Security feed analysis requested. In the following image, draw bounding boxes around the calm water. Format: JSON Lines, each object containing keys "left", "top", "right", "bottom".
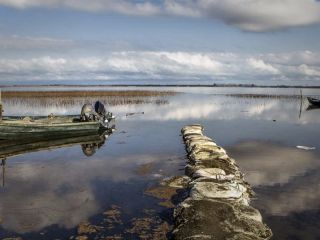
{"left": 1, "top": 87, "right": 320, "bottom": 240}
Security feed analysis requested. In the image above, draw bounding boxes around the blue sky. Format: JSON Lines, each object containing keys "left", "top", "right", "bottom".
{"left": 0, "top": 0, "right": 320, "bottom": 85}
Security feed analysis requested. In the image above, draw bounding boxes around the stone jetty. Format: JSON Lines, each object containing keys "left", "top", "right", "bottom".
{"left": 172, "top": 124, "right": 272, "bottom": 240}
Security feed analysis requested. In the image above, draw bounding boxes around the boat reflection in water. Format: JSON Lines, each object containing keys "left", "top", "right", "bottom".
{"left": 0, "top": 127, "right": 114, "bottom": 160}
{"left": 81, "top": 131, "right": 111, "bottom": 157}
{"left": 0, "top": 126, "right": 115, "bottom": 187}
{"left": 0, "top": 125, "right": 115, "bottom": 159}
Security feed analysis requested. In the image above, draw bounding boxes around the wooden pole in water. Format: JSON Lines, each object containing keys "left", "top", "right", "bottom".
{"left": 299, "top": 89, "right": 303, "bottom": 119}
{"left": 1, "top": 159, "right": 5, "bottom": 187}
{"left": 0, "top": 89, "right": 2, "bottom": 121}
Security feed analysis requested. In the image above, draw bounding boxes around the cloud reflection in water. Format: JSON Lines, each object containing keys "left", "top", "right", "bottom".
{"left": 3, "top": 92, "right": 319, "bottom": 124}
{"left": 0, "top": 87, "right": 320, "bottom": 238}
{"left": 0, "top": 145, "right": 177, "bottom": 234}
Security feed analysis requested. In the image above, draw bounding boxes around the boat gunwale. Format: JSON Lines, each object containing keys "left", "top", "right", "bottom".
{"left": 307, "top": 97, "right": 320, "bottom": 106}
{"left": 0, "top": 120, "right": 101, "bottom": 127}
{"left": 0, "top": 114, "right": 104, "bottom": 128}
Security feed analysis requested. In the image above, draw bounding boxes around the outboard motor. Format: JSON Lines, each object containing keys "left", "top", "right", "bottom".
{"left": 80, "top": 101, "right": 113, "bottom": 128}
{"left": 94, "top": 101, "right": 114, "bottom": 127}
{"left": 94, "top": 101, "right": 106, "bottom": 118}
{"left": 80, "top": 104, "right": 97, "bottom": 121}
{"left": 81, "top": 143, "right": 97, "bottom": 157}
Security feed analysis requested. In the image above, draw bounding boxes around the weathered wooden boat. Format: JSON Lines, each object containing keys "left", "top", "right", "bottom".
{"left": 0, "top": 114, "right": 115, "bottom": 140}
{"left": 307, "top": 97, "right": 320, "bottom": 107}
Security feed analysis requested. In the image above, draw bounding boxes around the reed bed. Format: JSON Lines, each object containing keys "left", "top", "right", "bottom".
{"left": 2, "top": 89, "right": 173, "bottom": 107}
{"left": 226, "top": 94, "right": 301, "bottom": 99}
{"left": 3, "top": 97, "right": 170, "bottom": 107}
{"left": 2, "top": 90, "right": 175, "bottom": 98}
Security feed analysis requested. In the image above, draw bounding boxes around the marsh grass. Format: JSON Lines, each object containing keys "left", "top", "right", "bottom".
{"left": 2, "top": 90, "right": 174, "bottom": 107}
{"left": 2, "top": 90, "right": 175, "bottom": 98}
{"left": 226, "top": 94, "right": 301, "bottom": 99}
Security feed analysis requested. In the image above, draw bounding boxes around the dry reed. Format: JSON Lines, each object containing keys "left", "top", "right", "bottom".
{"left": 2, "top": 90, "right": 175, "bottom": 98}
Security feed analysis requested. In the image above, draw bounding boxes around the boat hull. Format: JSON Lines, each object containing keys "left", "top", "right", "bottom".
{"left": 307, "top": 97, "right": 320, "bottom": 107}
{"left": 0, "top": 116, "right": 111, "bottom": 140}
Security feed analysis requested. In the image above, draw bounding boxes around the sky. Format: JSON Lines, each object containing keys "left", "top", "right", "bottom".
{"left": 0, "top": 0, "right": 320, "bottom": 85}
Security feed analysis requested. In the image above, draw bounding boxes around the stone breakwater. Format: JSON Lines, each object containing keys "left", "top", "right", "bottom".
{"left": 172, "top": 124, "right": 272, "bottom": 240}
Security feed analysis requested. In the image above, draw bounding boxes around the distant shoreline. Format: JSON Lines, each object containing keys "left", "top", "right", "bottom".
{"left": 1, "top": 84, "right": 320, "bottom": 89}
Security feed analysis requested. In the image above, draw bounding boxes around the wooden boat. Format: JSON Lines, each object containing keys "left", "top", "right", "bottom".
{"left": 0, "top": 114, "right": 115, "bottom": 140}
{"left": 307, "top": 97, "right": 320, "bottom": 107}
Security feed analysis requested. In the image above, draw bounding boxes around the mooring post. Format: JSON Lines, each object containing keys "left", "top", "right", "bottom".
{"left": 1, "top": 159, "right": 5, "bottom": 187}
{"left": 0, "top": 88, "right": 3, "bottom": 121}
{"left": 0, "top": 88, "right": 2, "bottom": 121}
{"left": 299, "top": 89, "right": 303, "bottom": 119}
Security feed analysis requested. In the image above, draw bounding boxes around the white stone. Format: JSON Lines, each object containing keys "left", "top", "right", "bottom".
{"left": 189, "top": 144, "right": 226, "bottom": 155}
{"left": 190, "top": 181, "right": 248, "bottom": 202}
{"left": 193, "top": 168, "right": 226, "bottom": 179}
{"left": 187, "top": 141, "right": 218, "bottom": 152}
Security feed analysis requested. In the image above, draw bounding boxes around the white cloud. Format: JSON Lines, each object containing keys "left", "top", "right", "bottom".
{"left": 297, "top": 64, "right": 320, "bottom": 77}
{"left": 0, "top": 51, "right": 320, "bottom": 83}
{"left": 164, "top": 0, "right": 201, "bottom": 17}
{"left": 0, "top": 0, "right": 160, "bottom": 15}
{"left": 1, "top": 0, "right": 320, "bottom": 31}
{"left": 164, "top": 0, "right": 320, "bottom": 31}
{"left": 264, "top": 51, "right": 320, "bottom": 66}
{"left": 247, "top": 58, "right": 280, "bottom": 74}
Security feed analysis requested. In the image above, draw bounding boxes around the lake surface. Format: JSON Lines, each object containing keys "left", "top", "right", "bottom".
{"left": 1, "top": 86, "right": 320, "bottom": 240}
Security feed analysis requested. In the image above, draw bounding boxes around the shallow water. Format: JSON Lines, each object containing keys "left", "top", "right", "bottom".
{"left": 1, "top": 87, "right": 320, "bottom": 239}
